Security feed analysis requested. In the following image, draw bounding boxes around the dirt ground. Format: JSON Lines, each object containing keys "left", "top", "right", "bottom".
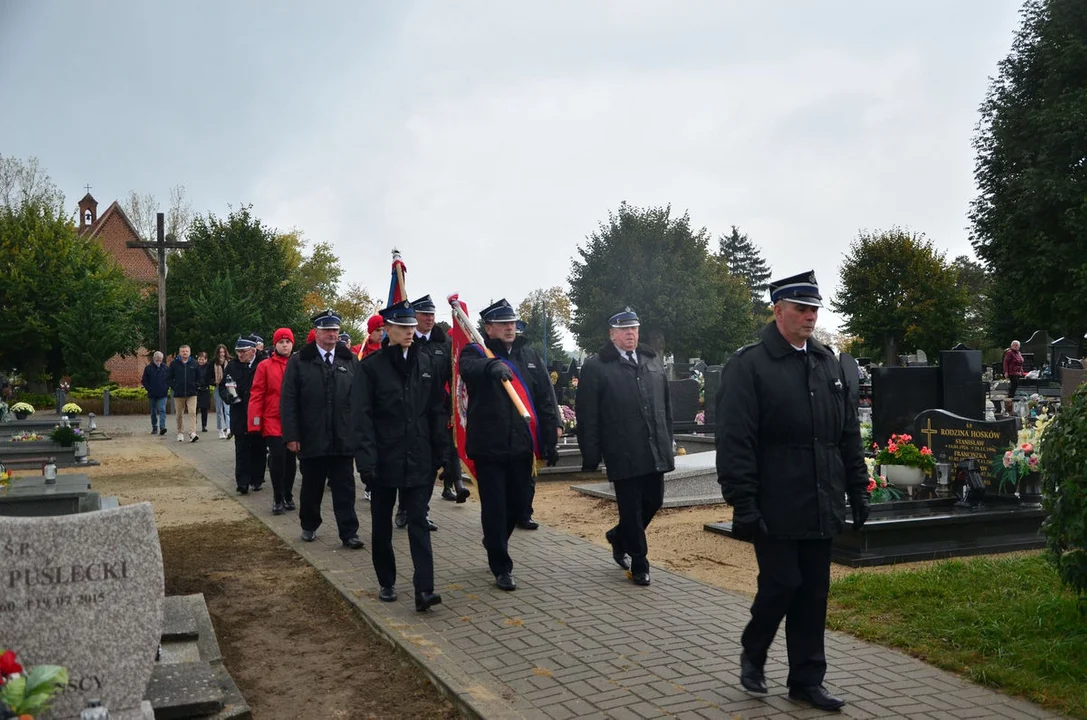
{"left": 82, "top": 433, "right": 458, "bottom": 720}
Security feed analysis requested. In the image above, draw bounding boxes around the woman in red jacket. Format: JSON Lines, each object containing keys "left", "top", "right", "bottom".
{"left": 248, "top": 327, "right": 297, "bottom": 514}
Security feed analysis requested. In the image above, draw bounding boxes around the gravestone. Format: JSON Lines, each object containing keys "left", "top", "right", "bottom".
{"left": 0, "top": 503, "right": 164, "bottom": 718}
{"left": 1022, "top": 330, "right": 1050, "bottom": 370}
{"left": 1050, "top": 336, "right": 1079, "bottom": 378}
{"left": 914, "top": 349, "right": 928, "bottom": 366}
{"left": 1062, "top": 368, "right": 1087, "bottom": 404}
{"left": 914, "top": 409, "right": 1016, "bottom": 491}
{"left": 871, "top": 367, "right": 940, "bottom": 445}
{"left": 670, "top": 362, "right": 692, "bottom": 380}
{"left": 940, "top": 349, "right": 985, "bottom": 420}
{"left": 668, "top": 378, "right": 700, "bottom": 424}
{"left": 703, "top": 367, "right": 722, "bottom": 425}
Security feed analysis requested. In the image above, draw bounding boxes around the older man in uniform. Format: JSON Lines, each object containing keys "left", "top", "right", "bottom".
{"left": 715, "top": 271, "right": 868, "bottom": 711}
{"left": 355, "top": 300, "right": 447, "bottom": 611}
{"left": 577, "top": 307, "right": 673, "bottom": 586}
{"left": 225, "top": 336, "right": 267, "bottom": 493}
{"left": 460, "top": 298, "right": 559, "bottom": 591}
{"left": 281, "top": 309, "right": 364, "bottom": 549}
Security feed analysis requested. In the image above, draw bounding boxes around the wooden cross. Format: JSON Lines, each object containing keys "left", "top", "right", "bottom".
{"left": 84, "top": 183, "right": 92, "bottom": 194}
{"left": 920, "top": 417, "right": 937, "bottom": 448}
{"left": 126, "top": 213, "right": 187, "bottom": 352}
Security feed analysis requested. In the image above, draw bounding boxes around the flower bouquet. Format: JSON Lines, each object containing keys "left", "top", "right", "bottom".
{"left": 60, "top": 402, "right": 82, "bottom": 416}
{"left": 9, "top": 433, "right": 43, "bottom": 443}
{"left": 872, "top": 433, "right": 936, "bottom": 472}
{"left": 9, "top": 403, "right": 34, "bottom": 419}
{"left": 695, "top": 410, "right": 705, "bottom": 426}
{"left": 0, "top": 466, "right": 11, "bottom": 488}
{"left": 864, "top": 458, "right": 905, "bottom": 503}
{"left": 49, "top": 425, "right": 83, "bottom": 448}
{"left": 559, "top": 404, "right": 576, "bottom": 433}
{"left": 0, "top": 648, "right": 68, "bottom": 719}
{"left": 993, "top": 411, "right": 1050, "bottom": 495}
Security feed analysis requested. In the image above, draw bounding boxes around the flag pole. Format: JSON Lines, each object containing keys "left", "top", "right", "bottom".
{"left": 448, "top": 294, "right": 531, "bottom": 422}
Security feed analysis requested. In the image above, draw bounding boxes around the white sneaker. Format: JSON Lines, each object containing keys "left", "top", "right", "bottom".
{"left": 218, "top": 429, "right": 226, "bottom": 439}
{"left": 177, "top": 433, "right": 184, "bottom": 442}
{"left": 363, "top": 491, "right": 371, "bottom": 502}
{"left": 189, "top": 432, "right": 199, "bottom": 443}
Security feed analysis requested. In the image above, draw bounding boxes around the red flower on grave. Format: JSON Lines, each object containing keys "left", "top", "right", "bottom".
{"left": 1021, "top": 442, "right": 1034, "bottom": 454}
{"left": 887, "top": 442, "right": 898, "bottom": 454}
{"left": 0, "top": 649, "right": 23, "bottom": 676}
{"left": 920, "top": 446, "right": 932, "bottom": 456}
{"left": 867, "top": 478, "right": 877, "bottom": 492}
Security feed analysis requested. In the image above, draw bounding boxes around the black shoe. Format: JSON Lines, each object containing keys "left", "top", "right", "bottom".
{"left": 456, "top": 487, "right": 470, "bottom": 503}
{"left": 495, "top": 573, "right": 517, "bottom": 591}
{"left": 788, "top": 685, "right": 845, "bottom": 711}
{"left": 415, "top": 591, "right": 442, "bottom": 612}
{"left": 159, "top": 428, "right": 168, "bottom": 436}
{"left": 250, "top": 484, "right": 263, "bottom": 492}
{"left": 202, "top": 427, "right": 208, "bottom": 433}
{"left": 739, "top": 652, "right": 767, "bottom": 694}
{"left": 342, "top": 536, "right": 364, "bottom": 549}
{"left": 426, "top": 516, "right": 437, "bottom": 531}
{"left": 236, "top": 487, "right": 248, "bottom": 495}
{"left": 605, "top": 529, "right": 629, "bottom": 570}
{"left": 441, "top": 488, "right": 457, "bottom": 501}
{"left": 517, "top": 517, "right": 539, "bottom": 530}
{"left": 272, "top": 503, "right": 284, "bottom": 515}
{"left": 394, "top": 511, "right": 408, "bottom": 529}
{"left": 632, "top": 571, "right": 651, "bottom": 586}
{"left": 301, "top": 530, "right": 316, "bottom": 542}
{"left": 379, "top": 586, "right": 397, "bottom": 602}
{"left": 283, "top": 499, "right": 296, "bottom": 511}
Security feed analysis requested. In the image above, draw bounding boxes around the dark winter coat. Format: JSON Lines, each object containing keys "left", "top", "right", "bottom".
{"left": 459, "top": 336, "right": 559, "bottom": 460}
{"left": 715, "top": 322, "right": 868, "bottom": 539}
{"left": 167, "top": 356, "right": 202, "bottom": 398}
{"left": 141, "top": 361, "right": 170, "bottom": 399}
{"left": 576, "top": 342, "right": 674, "bottom": 481}
{"left": 353, "top": 343, "right": 449, "bottom": 487}
{"left": 195, "top": 362, "right": 211, "bottom": 410}
{"left": 224, "top": 355, "right": 264, "bottom": 435}
{"left": 280, "top": 342, "right": 359, "bottom": 458}
{"left": 416, "top": 326, "right": 459, "bottom": 465}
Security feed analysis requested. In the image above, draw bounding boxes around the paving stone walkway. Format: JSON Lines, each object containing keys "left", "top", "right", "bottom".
{"left": 105, "top": 415, "right": 1057, "bottom": 719}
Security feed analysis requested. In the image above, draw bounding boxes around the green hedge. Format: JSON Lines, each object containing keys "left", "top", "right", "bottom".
{"left": 17, "top": 393, "right": 55, "bottom": 410}
{"left": 69, "top": 386, "right": 148, "bottom": 400}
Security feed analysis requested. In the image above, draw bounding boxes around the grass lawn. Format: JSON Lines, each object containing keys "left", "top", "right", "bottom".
{"left": 828, "top": 553, "right": 1087, "bottom": 718}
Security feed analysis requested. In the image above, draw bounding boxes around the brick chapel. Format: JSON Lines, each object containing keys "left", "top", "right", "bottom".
{"left": 76, "top": 193, "right": 156, "bottom": 385}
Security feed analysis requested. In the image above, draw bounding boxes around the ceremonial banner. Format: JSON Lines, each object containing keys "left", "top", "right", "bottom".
{"left": 448, "top": 298, "right": 477, "bottom": 481}
{"left": 387, "top": 249, "right": 407, "bottom": 306}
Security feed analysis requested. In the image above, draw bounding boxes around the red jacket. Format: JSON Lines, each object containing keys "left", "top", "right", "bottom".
{"left": 248, "top": 351, "right": 289, "bottom": 437}
{"left": 361, "top": 339, "right": 382, "bottom": 359}
{"left": 1003, "top": 348, "right": 1024, "bottom": 378}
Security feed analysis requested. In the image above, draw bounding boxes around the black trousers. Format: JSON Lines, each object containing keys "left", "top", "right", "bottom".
{"left": 742, "top": 537, "right": 832, "bottom": 687}
{"left": 233, "top": 432, "right": 267, "bottom": 490}
{"left": 609, "top": 472, "right": 665, "bottom": 574}
{"left": 371, "top": 484, "right": 434, "bottom": 593}
{"left": 197, "top": 407, "right": 208, "bottom": 430}
{"left": 298, "top": 456, "right": 359, "bottom": 542}
{"left": 520, "top": 472, "right": 537, "bottom": 522}
{"left": 474, "top": 456, "right": 533, "bottom": 577}
{"left": 1009, "top": 375, "right": 1020, "bottom": 397}
{"left": 265, "top": 436, "right": 297, "bottom": 504}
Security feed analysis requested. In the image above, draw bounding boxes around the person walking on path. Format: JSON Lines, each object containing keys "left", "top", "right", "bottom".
{"left": 225, "top": 336, "right": 267, "bottom": 493}
{"left": 168, "top": 344, "right": 202, "bottom": 443}
{"left": 715, "top": 270, "right": 869, "bottom": 712}
{"left": 576, "top": 306, "right": 673, "bottom": 587}
{"left": 281, "top": 309, "right": 364, "bottom": 549}
{"left": 208, "top": 344, "right": 233, "bottom": 439}
{"left": 354, "top": 301, "right": 448, "bottom": 610}
{"left": 459, "top": 298, "right": 559, "bottom": 592}
{"left": 141, "top": 351, "right": 169, "bottom": 435}
{"left": 1003, "top": 339, "right": 1024, "bottom": 398}
{"left": 195, "top": 351, "right": 211, "bottom": 433}
{"left": 248, "top": 328, "right": 298, "bottom": 515}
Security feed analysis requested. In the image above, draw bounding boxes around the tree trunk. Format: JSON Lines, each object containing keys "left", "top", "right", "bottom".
{"left": 884, "top": 334, "right": 899, "bottom": 366}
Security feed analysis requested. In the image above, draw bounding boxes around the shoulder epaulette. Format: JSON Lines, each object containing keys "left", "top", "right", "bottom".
{"left": 734, "top": 341, "right": 761, "bottom": 357}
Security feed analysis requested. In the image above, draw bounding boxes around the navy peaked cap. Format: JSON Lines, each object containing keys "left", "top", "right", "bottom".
{"left": 481, "top": 298, "right": 519, "bottom": 323}
{"left": 312, "top": 308, "right": 342, "bottom": 329}
{"left": 609, "top": 307, "right": 640, "bottom": 328}
{"left": 769, "top": 271, "right": 822, "bottom": 307}
{"left": 410, "top": 294, "right": 437, "bottom": 313}
{"left": 380, "top": 300, "right": 418, "bottom": 327}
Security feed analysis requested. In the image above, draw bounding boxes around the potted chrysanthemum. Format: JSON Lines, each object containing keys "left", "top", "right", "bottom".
{"left": 9, "top": 403, "right": 34, "bottom": 420}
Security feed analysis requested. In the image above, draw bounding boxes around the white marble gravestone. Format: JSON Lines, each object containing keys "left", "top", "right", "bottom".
{"left": 0, "top": 503, "right": 163, "bottom": 719}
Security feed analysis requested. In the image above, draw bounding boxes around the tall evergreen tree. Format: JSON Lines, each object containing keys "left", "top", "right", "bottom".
{"left": 717, "top": 225, "right": 772, "bottom": 329}
{"left": 970, "top": 0, "right": 1087, "bottom": 353}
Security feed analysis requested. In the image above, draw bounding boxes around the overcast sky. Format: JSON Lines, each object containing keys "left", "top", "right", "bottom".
{"left": 0, "top": 1, "right": 1024, "bottom": 335}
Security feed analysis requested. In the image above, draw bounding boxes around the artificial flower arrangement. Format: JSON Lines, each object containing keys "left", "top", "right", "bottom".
{"left": 871, "top": 433, "right": 936, "bottom": 472}
{"left": 559, "top": 404, "right": 576, "bottom": 433}
{"left": 0, "top": 466, "right": 11, "bottom": 488}
{"left": 9, "top": 403, "right": 34, "bottom": 417}
{"left": 49, "top": 425, "right": 84, "bottom": 448}
{"left": 993, "top": 410, "right": 1051, "bottom": 494}
{"left": 60, "top": 402, "right": 82, "bottom": 415}
{"left": 695, "top": 410, "right": 706, "bottom": 425}
{"left": 8, "top": 433, "right": 43, "bottom": 443}
{"left": 864, "top": 457, "right": 904, "bottom": 503}
{"left": 0, "top": 648, "right": 68, "bottom": 719}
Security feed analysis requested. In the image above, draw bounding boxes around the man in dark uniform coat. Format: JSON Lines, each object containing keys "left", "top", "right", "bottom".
{"left": 715, "top": 271, "right": 869, "bottom": 711}
{"left": 459, "top": 298, "right": 560, "bottom": 591}
{"left": 577, "top": 307, "right": 674, "bottom": 586}
{"left": 281, "top": 309, "right": 364, "bottom": 549}
{"left": 354, "top": 300, "right": 447, "bottom": 611}
{"left": 225, "top": 336, "right": 267, "bottom": 493}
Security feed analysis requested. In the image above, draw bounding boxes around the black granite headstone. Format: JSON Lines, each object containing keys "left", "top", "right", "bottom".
{"left": 914, "top": 409, "right": 1016, "bottom": 490}
{"left": 1050, "top": 336, "right": 1079, "bottom": 376}
{"left": 1022, "top": 330, "right": 1050, "bottom": 369}
{"left": 671, "top": 362, "right": 692, "bottom": 380}
{"left": 871, "top": 366, "right": 940, "bottom": 446}
{"left": 669, "top": 378, "right": 701, "bottom": 423}
{"left": 703, "top": 367, "right": 722, "bottom": 425}
{"left": 940, "top": 349, "right": 985, "bottom": 420}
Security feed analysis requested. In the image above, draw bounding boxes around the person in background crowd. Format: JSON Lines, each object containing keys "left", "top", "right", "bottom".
{"left": 1003, "top": 339, "right": 1024, "bottom": 398}
{"left": 168, "top": 344, "right": 201, "bottom": 443}
{"left": 281, "top": 309, "right": 364, "bottom": 549}
{"left": 360, "top": 314, "right": 384, "bottom": 358}
{"left": 195, "top": 351, "right": 211, "bottom": 433}
{"left": 249, "top": 328, "right": 298, "bottom": 515}
{"left": 576, "top": 307, "right": 673, "bottom": 587}
{"left": 338, "top": 331, "right": 351, "bottom": 347}
{"left": 208, "top": 344, "right": 233, "bottom": 439}
{"left": 354, "top": 301, "right": 447, "bottom": 611}
{"left": 225, "top": 336, "right": 267, "bottom": 493}
{"left": 306, "top": 328, "right": 317, "bottom": 345}
{"left": 715, "top": 270, "right": 867, "bottom": 712}
{"left": 142, "top": 351, "right": 170, "bottom": 436}
{"left": 251, "top": 334, "right": 267, "bottom": 361}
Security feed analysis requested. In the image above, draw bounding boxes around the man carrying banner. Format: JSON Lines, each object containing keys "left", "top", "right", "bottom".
{"left": 459, "top": 298, "right": 559, "bottom": 591}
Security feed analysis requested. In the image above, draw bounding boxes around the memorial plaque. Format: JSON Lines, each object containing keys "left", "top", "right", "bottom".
{"left": 914, "top": 409, "right": 1016, "bottom": 488}
{"left": 0, "top": 503, "right": 164, "bottom": 718}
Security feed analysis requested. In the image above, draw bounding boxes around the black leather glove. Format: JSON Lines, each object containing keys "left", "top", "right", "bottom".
{"left": 581, "top": 462, "right": 600, "bottom": 472}
{"left": 850, "top": 493, "right": 870, "bottom": 530}
{"left": 488, "top": 361, "right": 513, "bottom": 382}
{"left": 545, "top": 445, "right": 559, "bottom": 467}
{"left": 731, "top": 502, "right": 769, "bottom": 542}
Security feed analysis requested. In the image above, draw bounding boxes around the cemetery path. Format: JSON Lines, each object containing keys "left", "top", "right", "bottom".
{"left": 99, "top": 415, "right": 1059, "bottom": 720}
